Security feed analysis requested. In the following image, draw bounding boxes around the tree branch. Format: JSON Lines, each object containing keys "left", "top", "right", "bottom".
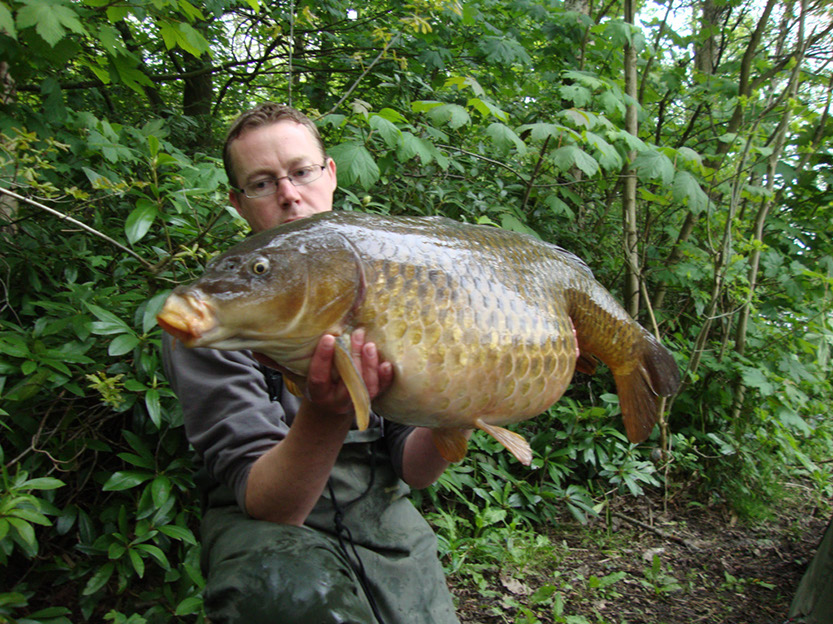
{"left": 0, "top": 187, "right": 153, "bottom": 271}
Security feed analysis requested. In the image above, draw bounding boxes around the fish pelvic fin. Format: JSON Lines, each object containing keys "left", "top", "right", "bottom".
{"left": 575, "top": 352, "right": 597, "bottom": 376}
{"left": 476, "top": 419, "right": 533, "bottom": 466}
{"left": 431, "top": 428, "right": 470, "bottom": 463}
{"left": 617, "top": 332, "right": 681, "bottom": 443}
{"left": 332, "top": 336, "right": 371, "bottom": 430}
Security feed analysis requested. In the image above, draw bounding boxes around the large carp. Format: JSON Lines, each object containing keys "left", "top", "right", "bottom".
{"left": 157, "top": 211, "right": 680, "bottom": 465}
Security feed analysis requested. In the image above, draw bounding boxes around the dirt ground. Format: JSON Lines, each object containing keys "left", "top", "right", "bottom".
{"left": 448, "top": 490, "right": 829, "bottom": 624}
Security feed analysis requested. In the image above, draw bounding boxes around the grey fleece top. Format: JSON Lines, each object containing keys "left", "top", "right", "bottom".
{"left": 161, "top": 333, "right": 415, "bottom": 511}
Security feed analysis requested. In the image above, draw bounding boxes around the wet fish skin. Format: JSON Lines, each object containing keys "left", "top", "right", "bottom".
{"left": 157, "top": 211, "right": 681, "bottom": 465}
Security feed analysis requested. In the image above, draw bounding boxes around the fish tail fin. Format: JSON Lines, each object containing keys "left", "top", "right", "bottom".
{"left": 332, "top": 337, "right": 371, "bottom": 430}
{"left": 432, "top": 428, "right": 470, "bottom": 463}
{"left": 615, "top": 332, "right": 680, "bottom": 443}
{"left": 476, "top": 420, "right": 533, "bottom": 466}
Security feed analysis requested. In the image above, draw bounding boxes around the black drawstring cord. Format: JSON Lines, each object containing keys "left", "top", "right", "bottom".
{"left": 263, "top": 369, "right": 386, "bottom": 622}
{"left": 327, "top": 446, "right": 386, "bottom": 624}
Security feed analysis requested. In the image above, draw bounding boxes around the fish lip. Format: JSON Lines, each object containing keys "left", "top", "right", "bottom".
{"left": 156, "top": 291, "right": 218, "bottom": 345}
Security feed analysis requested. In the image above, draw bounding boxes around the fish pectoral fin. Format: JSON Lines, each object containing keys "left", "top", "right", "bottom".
{"left": 332, "top": 336, "right": 371, "bottom": 430}
{"left": 476, "top": 420, "right": 533, "bottom": 466}
{"left": 431, "top": 428, "right": 470, "bottom": 463}
{"left": 283, "top": 375, "right": 305, "bottom": 398}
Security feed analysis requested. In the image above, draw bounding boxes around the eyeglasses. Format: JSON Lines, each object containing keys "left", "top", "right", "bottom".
{"left": 235, "top": 164, "right": 327, "bottom": 198}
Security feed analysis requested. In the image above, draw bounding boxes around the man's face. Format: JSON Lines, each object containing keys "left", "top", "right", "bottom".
{"left": 228, "top": 120, "right": 338, "bottom": 232}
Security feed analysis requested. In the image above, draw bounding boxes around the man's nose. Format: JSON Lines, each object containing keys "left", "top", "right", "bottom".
{"left": 274, "top": 177, "right": 301, "bottom": 205}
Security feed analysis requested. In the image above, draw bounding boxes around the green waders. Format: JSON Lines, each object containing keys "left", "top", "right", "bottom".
{"left": 199, "top": 428, "right": 459, "bottom": 624}
{"left": 788, "top": 515, "right": 833, "bottom": 624}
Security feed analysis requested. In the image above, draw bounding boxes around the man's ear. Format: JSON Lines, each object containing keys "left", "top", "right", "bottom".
{"left": 229, "top": 190, "right": 243, "bottom": 217}
{"left": 327, "top": 157, "right": 337, "bottom": 188}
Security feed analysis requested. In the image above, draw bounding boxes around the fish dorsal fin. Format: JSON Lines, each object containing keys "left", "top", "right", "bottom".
{"left": 476, "top": 419, "right": 533, "bottom": 466}
{"left": 332, "top": 335, "right": 371, "bottom": 430}
{"left": 431, "top": 428, "right": 470, "bottom": 463}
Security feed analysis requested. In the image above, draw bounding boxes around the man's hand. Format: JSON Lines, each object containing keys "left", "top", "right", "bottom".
{"left": 254, "top": 329, "right": 394, "bottom": 416}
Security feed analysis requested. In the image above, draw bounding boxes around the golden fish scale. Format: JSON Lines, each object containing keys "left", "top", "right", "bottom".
{"left": 351, "top": 221, "right": 579, "bottom": 430}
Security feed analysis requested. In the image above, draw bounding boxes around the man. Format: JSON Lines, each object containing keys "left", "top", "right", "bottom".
{"left": 162, "top": 103, "right": 463, "bottom": 623}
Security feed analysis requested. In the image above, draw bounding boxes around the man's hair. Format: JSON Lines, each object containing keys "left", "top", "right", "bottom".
{"left": 223, "top": 103, "right": 327, "bottom": 189}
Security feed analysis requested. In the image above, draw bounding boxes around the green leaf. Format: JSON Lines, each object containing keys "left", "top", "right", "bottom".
{"left": 560, "top": 85, "right": 592, "bottom": 108}
{"left": 368, "top": 114, "right": 402, "bottom": 148}
{"left": 584, "top": 132, "right": 622, "bottom": 170}
{"left": 329, "top": 142, "right": 380, "bottom": 189}
{"left": 175, "top": 596, "right": 204, "bottom": 616}
{"left": 158, "top": 524, "right": 197, "bottom": 544}
{"left": 7, "top": 516, "right": 36, "bottom": 548}
{"left": 145, "top": 388, "right": 162, "bottom": 428}
{"left": 109, "top": 333, "right": 140, "bottom": 356}
{"left": 485, "top": 123, "right": 526, "bottom": 154}
{"left": 741, "top": 367, "right": 774, "bottom": 395}
{"left": 159, "top": 21, "right": 179, "bottom": 50}
{"left": 9, "top": 507, "right": 51, "bottom": 526}
{"left": 142, "top": 290, "right": 172, "bottom": 334}
{"left": 467, "top": 97, "right": 508, "bottom": 121}
{"left": 175, "top": 21, "right": 211, "bottom": 57}
{"left": 396, "top": 132, "right": 438, "bottom": 165}
{"left": 85, "top": 303, "right": 131, "bottom": 335}
{"left": 83, "top": 561, "right": 115, "bottom": 595}
{"left": 108, "top": 542, "right": 126, "bottom": 560}
{"left": 150, "top": 474, "right": 171, "bottom": 507}
{"left": 426, "top": 103, "right": 470, "bottom": 130}
{"left": 29, "top": 606, "right": 72, "bottom": 619}
{"left": 518, "top": 122, "right": 575, "bottom": 144}
{"left": 20, "top": 476, "right": 63, "bottom": 491}
{"left": 0, "top": 2, "right": 17, "bottom": 39}
{"left": 177, "top": 0, "right": 205, "bottom": 22}
{"left": 672, "top": 170, "right": 709, "bottom": 213}
{"left": 125, "top": 199, "right": 158, "bottom": 244}
{"left": 552, "top": 145, "right": 599, "bottom": 177}
{"left": 376, "top": 107, "right": 408, "bottom": 123}
{"left": 106, "top": 4, "right": 129, "bottom": 21}
{"left": 16, "top": 0, "right": 87, "bottom": 47}
{"left": 0, "top": 334, "right": 31, "bottom": 358}
{"left": 633, "top": 149, "right": 675, "bottom": 185}
{"left": 135, "top": 543, "right": 170, "bottom": 570}
{"left": 129, "top": 548, "right": 145, "bottom": 577}
{"left": 598, "top": 90, "right": 626, "bottom": 117}
{"left": 102, "top": 471, "right": 153, "bottom": 491}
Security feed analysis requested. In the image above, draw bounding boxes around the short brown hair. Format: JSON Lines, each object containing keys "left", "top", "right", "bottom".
{"left": 223, "top": 103, "right": 328, "bottom": 189}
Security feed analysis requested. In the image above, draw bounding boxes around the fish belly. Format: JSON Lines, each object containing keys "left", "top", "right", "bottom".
{"left": 361, "top": 255, "right": 578, "bottom": 430}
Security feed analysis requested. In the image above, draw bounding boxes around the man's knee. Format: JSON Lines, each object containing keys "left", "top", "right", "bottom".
{"left": 203, "top": 525, "right": 374, "bottom": 624}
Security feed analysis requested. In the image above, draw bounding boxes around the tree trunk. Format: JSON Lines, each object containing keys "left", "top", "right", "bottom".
{"left": 622, "top": 0, "right": 639, "bottom": 316}
{"left": 730, "top": 0, "right": 806, "bottom": 420}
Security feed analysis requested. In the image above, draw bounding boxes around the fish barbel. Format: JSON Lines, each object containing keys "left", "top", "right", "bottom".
{"left": 157, "top": 212, "right": 680, "bottom": 465}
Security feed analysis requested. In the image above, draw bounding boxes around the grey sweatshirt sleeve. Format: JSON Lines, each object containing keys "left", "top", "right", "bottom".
{"left": 161, "top": 333, "right": 289, "bottom": 511}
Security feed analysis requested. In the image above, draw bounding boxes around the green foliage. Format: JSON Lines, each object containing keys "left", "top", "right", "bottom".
{"left": 0, "top": 0, "right": 832, "bottom": 619}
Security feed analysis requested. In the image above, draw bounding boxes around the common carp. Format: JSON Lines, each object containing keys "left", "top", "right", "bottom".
{"left": 157, "top": 211, "right": 680, "bottom": 465}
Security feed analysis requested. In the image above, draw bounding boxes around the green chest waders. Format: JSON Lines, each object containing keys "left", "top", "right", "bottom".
{"left": 199, "top": 427, "right": 459, "bottom": 624}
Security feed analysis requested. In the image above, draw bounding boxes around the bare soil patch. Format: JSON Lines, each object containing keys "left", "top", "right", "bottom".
{"left": 449, "top": 491, "right": 828, "bottom": 624}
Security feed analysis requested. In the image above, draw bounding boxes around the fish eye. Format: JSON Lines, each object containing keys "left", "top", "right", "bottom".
{"left": 250, "top": 257, "right": 270, "bottom": 275}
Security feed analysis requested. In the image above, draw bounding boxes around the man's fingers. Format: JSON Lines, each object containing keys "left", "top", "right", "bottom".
{"left": 362, "top": 341, "right": 379, "bottom": 397}
{"left": 307, "top": 334, "right": 336, "bottom": 392}
{"left": 378, "top": 360, "right": 394, "bottom": 394}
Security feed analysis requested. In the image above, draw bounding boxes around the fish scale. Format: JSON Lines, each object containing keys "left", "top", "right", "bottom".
{"left": 157, "top": 211, "right": 681, "bottom": 465}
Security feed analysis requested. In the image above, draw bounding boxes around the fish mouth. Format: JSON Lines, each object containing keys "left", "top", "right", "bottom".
{"left": 156, "top": 291, "right": 218, "bottom": 345}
